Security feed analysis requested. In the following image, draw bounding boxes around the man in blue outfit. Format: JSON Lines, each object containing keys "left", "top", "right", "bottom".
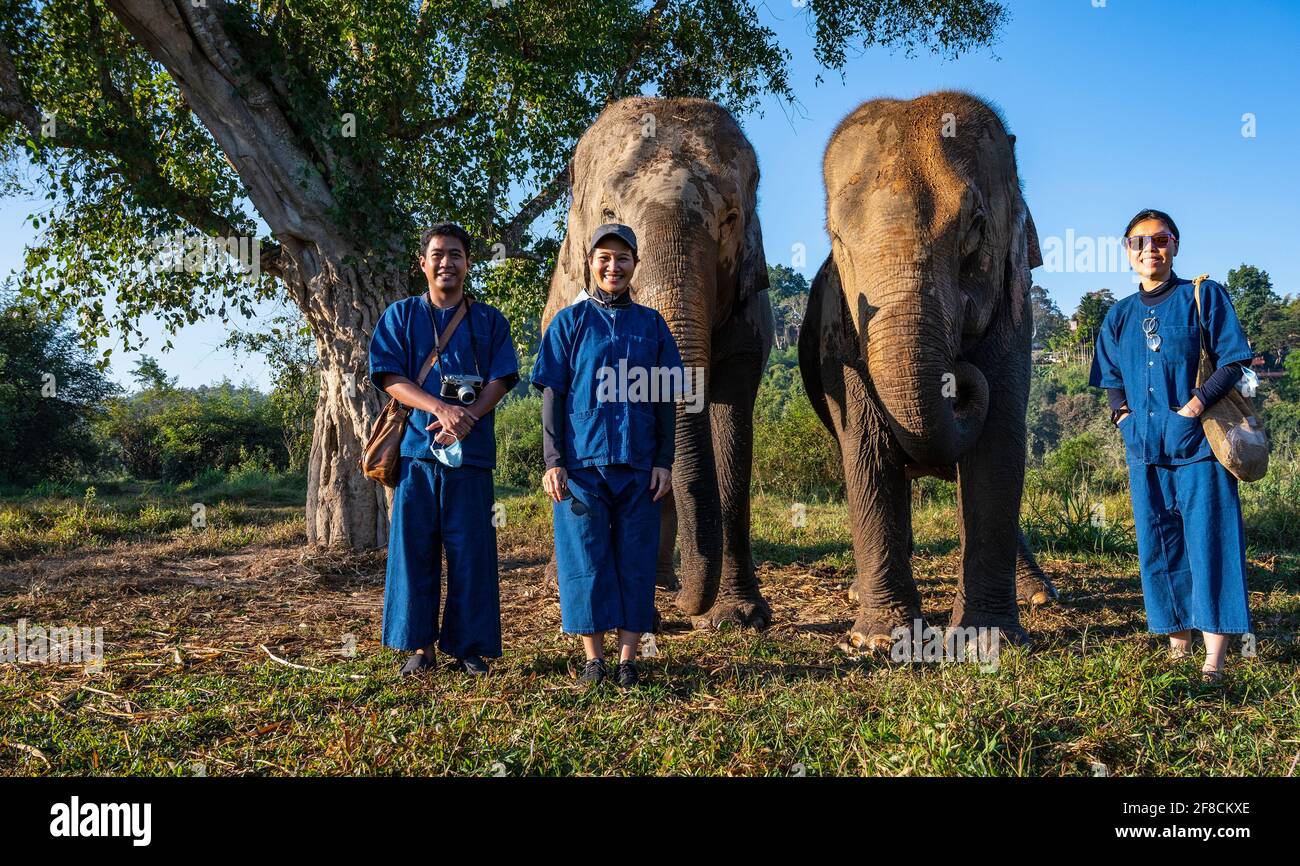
{"left": 369, "top": 223, "right": 519, "bottom": 676}
{"left": 1089, "top": 208, "right": 1255, "bottom": 681}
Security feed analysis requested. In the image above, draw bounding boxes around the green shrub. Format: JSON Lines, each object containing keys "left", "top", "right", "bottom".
{"left": 0, "top": 300, "right": 118, "bottom": 484}
{"left": 753, "top": 396, "right": 842, "bottom": 501}
{"left": 494, "top": 392, "right": 544, "bottom": 490}
{"left": 1022, "top": 474, "right": 1136, "bottom": 556}
{"left": 97, "top": 383, "right": 285, "bottom": 481}
{"left": 1241, "top": 458, "right": 1300, "bottom": 552}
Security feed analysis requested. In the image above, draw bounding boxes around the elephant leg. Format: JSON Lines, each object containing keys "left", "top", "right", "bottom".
{"left": 840, "top": 386, "right": 922, "bottom": 651}
{"left": 1015, "top": 529, "right": 1058, "bottom": 607}
{"left": 656, "top": 490, "right": 679, "bottom": 590}
{"left": 952, "top": 369, "right": 1030, "bottom": 645}
{"left": 694, "top": 345, "right": 771, "bottom": 630}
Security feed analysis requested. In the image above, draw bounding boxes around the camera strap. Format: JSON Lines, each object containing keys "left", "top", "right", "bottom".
{"left": 415, "top": 293, "right": 473, "bottom": 388}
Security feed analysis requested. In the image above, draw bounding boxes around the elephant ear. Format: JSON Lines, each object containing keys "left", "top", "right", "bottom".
{"left": 736, "top": 205, "right": 770, "bottom": 304}
{"left": 1005, "top": 200, "right": 1041, "bottom": 331}
{"left": 1024, "top": 205, "right": 1043, "bottom": 270}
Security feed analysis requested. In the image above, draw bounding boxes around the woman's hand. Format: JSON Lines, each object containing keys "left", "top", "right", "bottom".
{"left": 426, "top": 400, "right": 476, "bottom": 439}
{"left": 1116, "top": 410, "right": 1131, "bottom": 426}
{"left": 543, "top": 467, "right": 569, "bottom": 503}
{"left": 649, "top": 467, "right": 672, "bottom": 502}
{"left": 1177, "top": 395, "right": 1205, "bottom": 418}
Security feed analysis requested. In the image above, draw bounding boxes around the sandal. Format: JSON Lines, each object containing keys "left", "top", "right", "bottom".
{"left": 1199, "top": 667, "right": 1224, "bottom": 685}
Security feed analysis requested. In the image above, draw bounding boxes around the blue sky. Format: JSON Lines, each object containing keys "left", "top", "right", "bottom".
{"left": 3, "top": 0, "right": 1297, "bottom": 390}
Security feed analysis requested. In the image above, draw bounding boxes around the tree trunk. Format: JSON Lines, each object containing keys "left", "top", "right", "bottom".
{"left": 296, "top": 256, "right": 408, "bottom": 549}
{"left": 107, "top": 0, "right": 413, "bottom": 549}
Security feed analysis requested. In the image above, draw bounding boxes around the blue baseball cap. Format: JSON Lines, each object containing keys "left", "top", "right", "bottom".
{"left": 588, "top": 223, "right": 638, "bottom": 258}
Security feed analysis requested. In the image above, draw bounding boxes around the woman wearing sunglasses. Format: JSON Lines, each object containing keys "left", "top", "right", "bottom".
{"left": 1089, "top": 209, "right": 1255, "bottom": 683}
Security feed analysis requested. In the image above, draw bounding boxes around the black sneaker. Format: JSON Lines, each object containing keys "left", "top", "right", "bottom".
{"left": 614, "top": 661, "right": 639, "bottom": 689}
{"left": 400, "top": 650, "right": 435, "bottom": 676}
{"left": 578, "top": 658, "right": 607, "bottom": 689}
{"left": 457, "top": 655, "right": 490, "bottom": 676}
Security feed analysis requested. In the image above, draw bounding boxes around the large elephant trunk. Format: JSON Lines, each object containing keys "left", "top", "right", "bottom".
{"left": 862, "top": 266, "right": 989, "bottom": 468}
{"left": 634, "top": 212, "right": 722, "bottom": 616}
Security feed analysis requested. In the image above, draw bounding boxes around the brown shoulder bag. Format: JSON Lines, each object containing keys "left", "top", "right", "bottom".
{"left": 1191, "top": 274, "right": 1268, "bottom": 482}
{"left": 361, "top": 295, "right": 472, "bottom": 487}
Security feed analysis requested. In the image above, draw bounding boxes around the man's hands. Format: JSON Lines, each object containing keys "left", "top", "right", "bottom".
{"left": 543, "top": 466, "right": 569, "bottom": 502}
{"left": 425, "top": 400, "right": 476, "bottom": 444}
{"left": 649, "top": 467, "right": 672, "bottom": 502}
{"left": 378, "top": 374, "right": 479, "bottom": 446}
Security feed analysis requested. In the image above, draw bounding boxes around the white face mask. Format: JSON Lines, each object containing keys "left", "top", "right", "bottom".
{"left": 430, "top": 436, "right": 463, "bottom": 468}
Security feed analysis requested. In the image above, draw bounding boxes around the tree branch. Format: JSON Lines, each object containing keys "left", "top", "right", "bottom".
{"left": 0, "top": 30, "right": 246, "bottom": 241}
{"left": 496, "top": 163, "right": 570, "bottom": 257}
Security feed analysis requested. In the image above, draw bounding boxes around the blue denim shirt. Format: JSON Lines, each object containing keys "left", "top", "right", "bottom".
{"left": 1089, "top": 277, "right": 1252, "bottom": 465}
{"left": 368, "top": 295, "right": 519, "bottom": 467}
{"left": 530, "top": 296, "right": 683, "bottom": 471}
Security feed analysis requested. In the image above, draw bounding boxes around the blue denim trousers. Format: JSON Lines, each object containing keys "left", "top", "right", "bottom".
{"left": 552, "top": 464, "right": 661, "bottom": 634}
{"left": 382, "top": 457, "right": 502, "bottom": 657}
{"left": 1127, "top": 457, "right": 1252, "bottom": 635}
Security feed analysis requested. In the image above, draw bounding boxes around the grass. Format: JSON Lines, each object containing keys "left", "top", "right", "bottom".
{"left": 1, "top": 477, "right": 1298, "bottom": 777}
{"left": 0, "top": 470, "right": 306, "bottom": 561}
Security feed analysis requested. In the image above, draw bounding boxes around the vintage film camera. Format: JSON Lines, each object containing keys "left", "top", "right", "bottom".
{"left": 439, "top": 373, "right": 484, "bottom": 405}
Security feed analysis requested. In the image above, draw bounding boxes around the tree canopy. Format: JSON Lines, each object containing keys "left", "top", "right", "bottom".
{"left": 1, "top": 0, "right": 1007, "bottom": 350}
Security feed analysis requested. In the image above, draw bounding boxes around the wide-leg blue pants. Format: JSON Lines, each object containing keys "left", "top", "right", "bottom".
{"left": 382, "top": 457, "right": 502, "bottom": 657}
{"left": 1128, "top": 457, "right": 1252, "bottom": 635}
{"left": 553, "top": 464, "right": 660, "bottom": 634}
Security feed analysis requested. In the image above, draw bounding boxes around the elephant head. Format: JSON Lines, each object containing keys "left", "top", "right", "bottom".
{"left": 823, "top": 91, "right": 1042, "bottom": 468}
{"left": 543, "top": 96, "right": 768, "bottom": 615}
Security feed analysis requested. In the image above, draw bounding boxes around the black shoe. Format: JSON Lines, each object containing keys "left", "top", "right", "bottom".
{"left": 578, "top": 658, "right": 607, "bottom": 689}
{"left": 457, "top": 655, "right": 490, "bottom": 676}
{"left": 400, "top": 650, "right": 435, "bottom": 676}
{"left": 615, "top": 661, "right": 639, "bottom": 689}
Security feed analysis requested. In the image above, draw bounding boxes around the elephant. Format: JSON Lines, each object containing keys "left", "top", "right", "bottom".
{"left": 540, "top": 96, "right": 775, "bottom": 630}
{"left": 798, "top": 91, "right": 1056, "bottom": 651}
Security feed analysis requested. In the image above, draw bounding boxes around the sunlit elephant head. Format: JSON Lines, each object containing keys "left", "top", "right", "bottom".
{"left": 822, "top": 91, "right": 1041, "bottom": 467}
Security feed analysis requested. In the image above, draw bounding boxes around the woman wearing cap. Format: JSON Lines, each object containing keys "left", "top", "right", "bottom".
{"left": 1089, "top": 209, "right": 1255, "bottom": 683}
{"left": 530, "top": 224, "right": 683, "bottom": 689}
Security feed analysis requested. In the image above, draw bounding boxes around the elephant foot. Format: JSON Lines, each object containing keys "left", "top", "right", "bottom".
{"left": 1016, "top": 571, "right": 1059, "bottom": 608}
{"left": 838, "top": 610, "right": 924, "bottom": 656}
{"left": 651, "top": 607, "right": 662, "bottom": 634}
{"left": 692, "top": 593, "right": 773, "bottom": 631}
{"left": 544, "top": 556, "right": 558, "bottom": 589}
{"left": 674, "top": 582, "right": 717, "bottom": 617}
{"left": 656, "top": 568, "right": 680, "bottom": 591}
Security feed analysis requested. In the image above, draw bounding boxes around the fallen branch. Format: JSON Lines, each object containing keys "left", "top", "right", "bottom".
{"left": 4, "top": 741, "right": 50, "bottom": 766}
{"left": 258, "top": 645, "right": 365, "bottom": 681}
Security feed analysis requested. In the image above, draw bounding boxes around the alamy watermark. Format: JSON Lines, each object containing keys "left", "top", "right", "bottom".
{"left": 595, "top": 360, "right": 705, "bottom": 414}
{"left": 890, "top": 619, "right": 1001, "bottom": 672}
{"left": 1, "top": 619, "right": 104, "bottom": 672}
{"left": 148, "top": 230, "right": 261, "bottom": 279}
